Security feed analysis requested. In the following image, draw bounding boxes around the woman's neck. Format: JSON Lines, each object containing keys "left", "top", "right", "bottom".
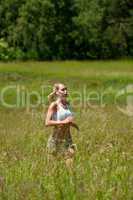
{"left": 57, "top": 98, "right": 67, "bottom": 105}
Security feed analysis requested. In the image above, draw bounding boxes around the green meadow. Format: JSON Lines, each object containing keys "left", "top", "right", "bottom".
{"left": 0, "top": 60, "right": 133, "bottom": 200}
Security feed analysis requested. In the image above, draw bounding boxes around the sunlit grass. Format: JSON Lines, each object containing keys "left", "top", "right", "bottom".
{"left": 0, "top": 61, "right": 133, "bottom": 199}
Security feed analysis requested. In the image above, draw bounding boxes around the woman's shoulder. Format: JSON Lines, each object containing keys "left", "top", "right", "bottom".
{"left": 66, "top": 101, "right": 73, "bottom": 110}
{"left": 49, "top": 101, "right": 58, "bottom": 110}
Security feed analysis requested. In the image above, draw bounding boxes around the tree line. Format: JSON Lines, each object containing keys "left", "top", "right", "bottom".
{"left": 0, "top": 0, "right": 133, "bottom": 60}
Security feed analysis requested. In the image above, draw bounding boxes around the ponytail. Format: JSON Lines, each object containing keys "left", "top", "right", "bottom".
{"left": 47, "top": 83, "right": 61, "bottom": 103}
{"left": 47, "top": 91, "right": 56, "bottom": 103}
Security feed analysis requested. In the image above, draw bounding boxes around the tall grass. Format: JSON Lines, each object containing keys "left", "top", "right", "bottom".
{"left": 0, "top": 61, "right": 133, "bottom": 199}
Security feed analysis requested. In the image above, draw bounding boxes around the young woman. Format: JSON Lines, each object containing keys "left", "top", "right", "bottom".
{"left": 45, "top": 83, "right": 79, "bottom": 169}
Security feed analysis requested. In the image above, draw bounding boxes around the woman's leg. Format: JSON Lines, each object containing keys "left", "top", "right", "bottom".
{"left": 64, "top": 147, "right": 75, "bottom": 171}
{"left": 46, "top": 136, "right": 57, "bottom": 174}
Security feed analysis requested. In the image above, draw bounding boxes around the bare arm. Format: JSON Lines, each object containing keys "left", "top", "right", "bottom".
{"left": 45, "top": 102, "right": 73, "bottom": 127}
{"left": 67, "top": 103, "right": 79, "bottom": 131}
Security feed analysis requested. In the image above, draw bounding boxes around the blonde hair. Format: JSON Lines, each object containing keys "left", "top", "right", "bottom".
{"left": 47, "top": 83, "right": 62, "bottom": 103}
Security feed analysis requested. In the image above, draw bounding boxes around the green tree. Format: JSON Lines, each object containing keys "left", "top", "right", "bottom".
{"left": 72, "top": 0, "right": 104, "bottom": 59}
{"left": 12, "top": 0, "right": 56, "bottom": 59}
{"left": 0, "top": 0, "right": 133, "bottom": 60}
{"left": 101, "top": 0, "right": 133, "bottom": 58}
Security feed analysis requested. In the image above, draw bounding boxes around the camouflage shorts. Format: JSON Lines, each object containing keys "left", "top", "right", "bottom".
{"left": 46, "top": 135, "right": 76, "bottom": 157}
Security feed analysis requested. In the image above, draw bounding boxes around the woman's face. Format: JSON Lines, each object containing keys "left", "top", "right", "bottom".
{"left": 56, "top": 84, "right": 68, "bottom": 98}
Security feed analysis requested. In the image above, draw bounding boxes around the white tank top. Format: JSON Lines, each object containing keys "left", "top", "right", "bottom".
{"left": 52, "top": 103, "right": 74, "bottom": 121}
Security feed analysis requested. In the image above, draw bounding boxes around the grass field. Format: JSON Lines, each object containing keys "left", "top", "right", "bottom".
{"left": 0, "top": 60, "right": 133, "bottom": 200}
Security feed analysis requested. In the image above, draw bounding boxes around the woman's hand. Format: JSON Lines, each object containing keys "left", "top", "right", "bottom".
{"left": 61, "top": 116, "right": 74, "bottom": 124}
